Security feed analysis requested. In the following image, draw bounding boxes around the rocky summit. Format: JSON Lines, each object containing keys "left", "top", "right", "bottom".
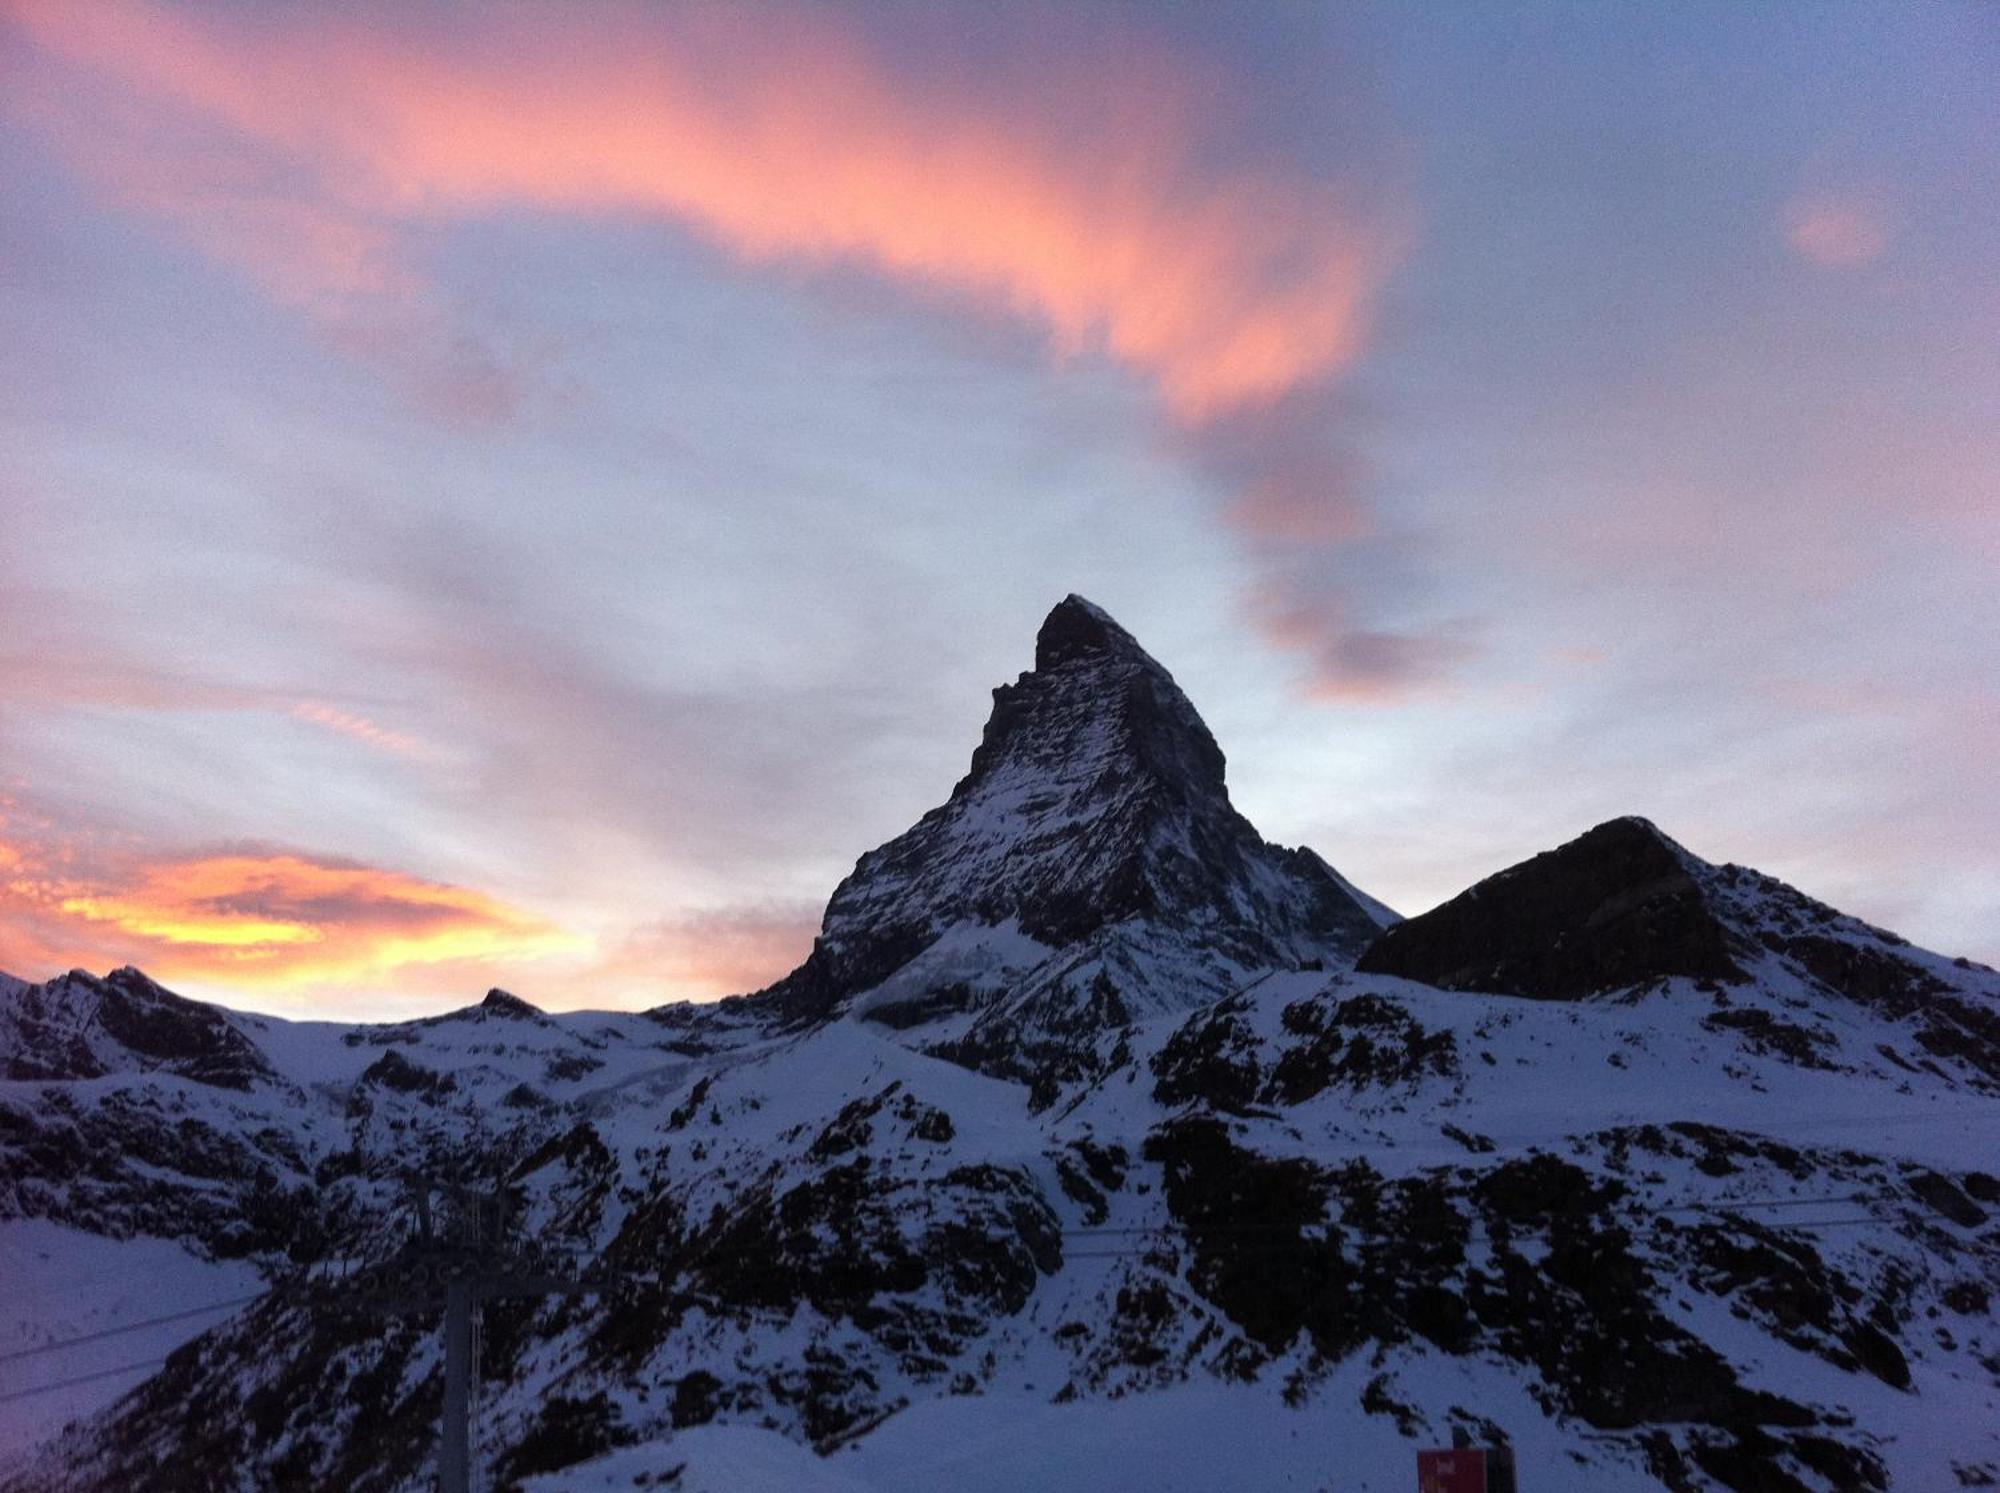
{"left": 2, "top": 600, "right": 1998, "bottom": 1493}
{"left": 752, "top": 595, "right": 1392, "bottom": 1096}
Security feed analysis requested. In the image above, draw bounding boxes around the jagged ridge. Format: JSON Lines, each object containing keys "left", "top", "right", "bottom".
{"left": 0, "top": 966, "right": 278, "bottom": 1090}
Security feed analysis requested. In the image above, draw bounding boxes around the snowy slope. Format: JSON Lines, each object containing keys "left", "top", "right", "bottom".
{"left": 585, "top": 1373, "right": 1669, "bottom": 1493}
{"left": 0, "top": 1222, "right": 264, "bottom": 1471}
{"left": 2, "top": 601, "right": 1997, "bottom": 1493}
{"left": 8, "top": 897, "right": 1993, "bottom": 1491}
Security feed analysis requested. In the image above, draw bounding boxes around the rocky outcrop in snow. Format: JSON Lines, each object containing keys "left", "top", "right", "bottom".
{"left": 1357, "top": 816, "right": 2000, "bottom": 1091}
{"left": 0, "top": 967, "right": 279, "bottom": 1090}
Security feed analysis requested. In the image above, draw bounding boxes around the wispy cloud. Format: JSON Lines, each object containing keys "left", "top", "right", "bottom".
{"left": 9, "top": 0, "right": 1394, "bottom": 420}
{"left": 1248, "top": 582, "right": 1476, "bottom": 702}
{"left": 0, "top": 607, "right": 435, "bottom": 765}
{"left": 288, "top": 701, "right": 429, "bottom": 760}
{"left": 7, "top": 0, "right": 1432, "bottom": 699}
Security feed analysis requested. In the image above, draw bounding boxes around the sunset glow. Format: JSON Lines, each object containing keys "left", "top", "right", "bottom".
{"left": 2, "top": 2, "right": 1994, "bottom": 1014}
{"left": 1, "top": 821, "right": 585, "bottom": 1001}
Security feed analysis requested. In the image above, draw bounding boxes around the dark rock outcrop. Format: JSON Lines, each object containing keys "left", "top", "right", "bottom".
{"left": 1353, "top": 816, "right": 2000, "bottom": 1089}
{"left": 0, "top": 967, "right": 278, "bottom": 1089}
{"left": 1356, "top": 818, "right": 1744, "bottom": 999}
{"left": 478, "top": 988, "right": 543, "bottom": 1020}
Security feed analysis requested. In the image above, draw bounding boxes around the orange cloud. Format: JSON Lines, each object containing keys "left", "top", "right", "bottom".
{"left": 0, "top": 822, "right": 584, "bottom": 997}
{"left": 8, "top": 0, "right": 1396, "bottom": 422}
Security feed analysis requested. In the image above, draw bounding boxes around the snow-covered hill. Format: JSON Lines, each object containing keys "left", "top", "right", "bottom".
{"left": 2, "top": 599, "right": 1996, "bottom": 1493}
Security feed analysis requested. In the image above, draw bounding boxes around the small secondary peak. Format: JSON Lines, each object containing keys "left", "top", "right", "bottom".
{"left": 1357, "top": 815, "right": 1735, "bottom": 998}
{"left": 479, "top": 988, "right": 542, "bottom": 1019}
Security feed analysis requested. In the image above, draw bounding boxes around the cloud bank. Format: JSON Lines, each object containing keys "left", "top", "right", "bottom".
{"left": 0, "top": 801, "right": 583, "bottom": 1002}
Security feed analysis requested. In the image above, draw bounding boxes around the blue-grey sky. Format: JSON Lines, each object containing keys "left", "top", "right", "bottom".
{"left": 2, "top": 1, "right": 1994, "bottom": 1015}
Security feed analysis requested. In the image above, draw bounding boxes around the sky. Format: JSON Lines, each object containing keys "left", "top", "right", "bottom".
{"left": 1, "top": 0, "right": 1994, "bottom": 1018}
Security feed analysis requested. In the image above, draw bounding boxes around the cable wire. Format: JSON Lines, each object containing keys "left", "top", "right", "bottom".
{"left": 0, "top": 1294, "right": 267, "bottom": 1367}
{"left": 0, "top": 1358, "right": 168, "bottom": 1406}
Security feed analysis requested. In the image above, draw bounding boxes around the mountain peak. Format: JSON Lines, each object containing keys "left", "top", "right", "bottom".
{"left": 1033, "top": 594, "right": 1142, "bottom": 670}
{"left": 1, "top": 964, "right": 276, "bottom": 1089}
{"left": 1589, "top": 813, "right": 1691, "bottom": 856}
{"left": 963, "top": 593, "right": 1222, "bottom": 804}
{"left": 1357, "top": 816, "right": 1739, "bottom": 998}
{"left": 749, "top": 597, "right": 1391, "bottom": 1031}
{"left": 479, "top": 987, "right": 541, "bottom": 1018}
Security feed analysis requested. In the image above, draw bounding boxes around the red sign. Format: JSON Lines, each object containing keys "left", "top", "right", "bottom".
{"left": 1418, "top": 1448, "right": 1487, "bottom": 1493}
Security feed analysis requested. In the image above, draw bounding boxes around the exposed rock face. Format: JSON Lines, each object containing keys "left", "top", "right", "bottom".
{"left": 1356, "top": 818, "right": 1745, "bottom": 998}
{"left": 0, "top": 967, "right": 278, "bottom": 1090}
{"left": 1354, "top": 819, "right": 2000, "bottom": 1089}
{"left": 1701, "top": 861, "right": 2000, "bottom": 1088}
{"left": 752, "top": 595, "right": 1393, "bottom": 1043}
{"left": 477, "top": 988, "right": 544, "bottom": 1021}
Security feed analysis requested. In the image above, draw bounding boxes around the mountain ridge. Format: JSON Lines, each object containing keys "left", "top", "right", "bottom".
{"left": 2, "top": 599, "right": 1997, "bottom": 1493}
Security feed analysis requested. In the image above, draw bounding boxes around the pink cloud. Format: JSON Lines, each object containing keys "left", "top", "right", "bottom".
{"left": 1785, "top": 195, "right": 1891, "bottom": 267}
{"left": 9, "top": 0, "right": 1397, "bottom": 422}
{"left": 289, "top": 702, "right": 429, "bottom": 760}
{"left": 8, "top": 0, "right": 1434, "bottom": 702}
{"left": 1248, "top": 583, "right": 1473, "bottom": 702}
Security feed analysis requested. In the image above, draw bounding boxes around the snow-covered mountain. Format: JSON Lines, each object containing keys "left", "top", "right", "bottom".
{"left": 749, "top": 594, "right": 1393, "bottom": 1099}
{"left": 0, "top": 966, "right": 281, "bottom": 1090}
{"left": 2, "top": 599, "right": 1996, "bottom": 1493}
